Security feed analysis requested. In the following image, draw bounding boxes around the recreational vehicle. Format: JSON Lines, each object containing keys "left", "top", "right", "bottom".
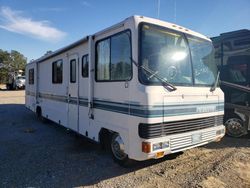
{"left": 26, "top": 16, "right": 225, "bottom": 165}
{"left": 212, "top": 30, "right": 250, "bottom": 137}
{"left": 6, "top": 70, "right": 25, "bottom": 90}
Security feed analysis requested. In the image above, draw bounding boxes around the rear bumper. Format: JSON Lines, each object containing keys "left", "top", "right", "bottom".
{"left": 133, "top": 125, "right": 225, "bottom": 161}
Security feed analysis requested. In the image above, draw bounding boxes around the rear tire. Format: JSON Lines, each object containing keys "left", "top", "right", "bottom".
{"left": 36, "top": 107, "right": 48, "bottom": 123}
{"left": 110, "top": 133, "right": 134, "bottom": 167}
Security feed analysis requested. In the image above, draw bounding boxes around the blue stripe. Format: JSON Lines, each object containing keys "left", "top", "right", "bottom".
{"left": 27, "top": 92, "right": 224, "bottom": 118}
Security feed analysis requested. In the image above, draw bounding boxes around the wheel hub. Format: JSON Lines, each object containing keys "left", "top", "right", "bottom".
{"left": 111, "top": 134, "right": 127, "bottom": 160}
{"left": 225, "top": 118, "right": 245, "bottom": 137}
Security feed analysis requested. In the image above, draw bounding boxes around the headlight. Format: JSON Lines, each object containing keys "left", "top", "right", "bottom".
{"left": 162, "top": 141, "right": 170, "bottom": 148}
{"left": 153, "top": 143, "right": 162, "bottom": 151}
{"left": 153, "top": 141, "right": 170, "bottom": 151}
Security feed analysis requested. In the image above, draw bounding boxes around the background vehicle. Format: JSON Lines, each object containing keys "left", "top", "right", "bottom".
{"left": 6, "top": 70, "right": 25, "bottom": 90}
{"left": 26, "top": 16, "right": 225, "bottom": 165}
{"left": 212, "top": 29, "right": 250, "bottom": 137}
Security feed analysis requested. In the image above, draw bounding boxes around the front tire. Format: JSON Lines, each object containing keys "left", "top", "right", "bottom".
{"left": 110, "top": 133, "right": 134, "bottom": 167}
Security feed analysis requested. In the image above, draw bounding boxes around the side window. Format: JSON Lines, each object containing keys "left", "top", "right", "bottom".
{"left": 82, "top": 54, "right": 89, "bottom": 77}
{"left": 96, "top": 30, "right": 132, "bottom": 81}
{"left": 228, "top": 63, "right": 247, "bottom": 83}
{"left": 29, "top": 68, "right": 34, "bottom": 85}
{"left": 111, "top": 32, "right": 132, "bottom": 80}
{"left": 70, "top": 59, "right": 76, "bottom": 83}
{"left": 52, "top": 60, "right": 63, "bottom": 84}
{"left": 97, "top": 39, "right": 110, "bottom": 80}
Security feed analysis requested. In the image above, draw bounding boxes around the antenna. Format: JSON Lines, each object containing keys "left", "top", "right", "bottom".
{"left": 157, "top": 0, "right": 161, "bottom": 19}
{"left": 174, "top": 0, "right": 176, "bottom": 22}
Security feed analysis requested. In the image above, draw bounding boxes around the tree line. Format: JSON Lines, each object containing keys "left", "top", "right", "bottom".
{"left": 0, "top": 49, "right": 27, "bottom": 84}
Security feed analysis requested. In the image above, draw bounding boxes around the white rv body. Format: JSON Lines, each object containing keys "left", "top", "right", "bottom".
{"left": 26, "top": 16, "right": 225, "bottom": 161}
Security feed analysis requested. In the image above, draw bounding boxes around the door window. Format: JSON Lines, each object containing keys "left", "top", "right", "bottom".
{"left": 70, "top": 59, "right": 76, "bottom": 83}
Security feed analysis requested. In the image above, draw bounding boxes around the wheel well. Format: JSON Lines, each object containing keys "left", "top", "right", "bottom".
{"left": 224, "top": 110, "right": 243, "bottom": 123}
{"left": 99, "top": 128, "right": 113, "bottom": 151}
{"left": 36, "top": 106, "right": 42, "bottom": 117}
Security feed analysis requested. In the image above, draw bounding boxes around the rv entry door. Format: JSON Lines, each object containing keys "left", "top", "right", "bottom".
{"left": 68, "top": 54, "right": 79, "bottom": 132}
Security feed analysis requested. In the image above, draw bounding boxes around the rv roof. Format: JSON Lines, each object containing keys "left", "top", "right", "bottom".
{"left": 211, "top": 29, "right": 250, "bottom": 41}
{"left": 31, "top": 15, "right": 210, "bottom": 64}
{"left": 133, "top": 15, "right": 210, "bottom": 41}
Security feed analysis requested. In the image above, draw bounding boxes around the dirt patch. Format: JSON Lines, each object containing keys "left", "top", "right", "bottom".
{"left": 0, "top": 91, "right": 249, "bottom": 187}
{"left": 199, "top": 176, "right": 226, "bottom": 188}
{"left": 235, "top": 161, "right": 250, "bottom": 186}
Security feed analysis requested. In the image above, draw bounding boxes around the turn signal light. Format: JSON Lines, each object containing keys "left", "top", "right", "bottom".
{"left": 142, "top": 142, "right": 151, "bottom": 153}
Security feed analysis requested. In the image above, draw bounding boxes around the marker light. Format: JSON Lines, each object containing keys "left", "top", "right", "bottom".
{"left": 156, "top": 151, "right": 164, "bottom": 158}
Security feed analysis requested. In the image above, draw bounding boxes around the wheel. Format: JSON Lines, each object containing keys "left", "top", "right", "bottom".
{"left": 225, "top": 116, "right": 246, "bottom": 137}
{"left": 110, "top": 133, "right": 134, "bottom": 167}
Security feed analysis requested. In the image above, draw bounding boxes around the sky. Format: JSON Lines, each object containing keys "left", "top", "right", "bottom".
{"left": 0, "top": 0, "right": 250, "bottom": 61}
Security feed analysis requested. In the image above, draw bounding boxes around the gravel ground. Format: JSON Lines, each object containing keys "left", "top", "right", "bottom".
{"left": 0, "top": 90, "right": 249, "bottom": 188}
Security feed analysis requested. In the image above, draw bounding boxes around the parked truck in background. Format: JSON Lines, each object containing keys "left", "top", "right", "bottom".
{"left": 212, "top": 29, "right": 250, "bottom": 137}
{"left": 6, "top": 70, "right": 26, "bottom": 90}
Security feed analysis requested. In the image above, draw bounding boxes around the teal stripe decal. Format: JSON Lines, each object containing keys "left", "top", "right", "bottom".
{"left": 27, "top": 92, "right": 224, "bottom": 118}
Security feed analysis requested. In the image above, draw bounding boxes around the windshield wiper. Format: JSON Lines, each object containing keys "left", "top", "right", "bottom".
{"left": 131, "top": 58, "right": 177, "bottom": 92}
{"left": 210, "top": 71, "right": 220, "bottom": 92}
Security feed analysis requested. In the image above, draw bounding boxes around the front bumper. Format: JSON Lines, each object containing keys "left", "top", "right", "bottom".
{"left": 136, "top": 125, "right": 225, "bottom": 161}
{"left": 16, "top": 83, "right": 25, "bottom": 88}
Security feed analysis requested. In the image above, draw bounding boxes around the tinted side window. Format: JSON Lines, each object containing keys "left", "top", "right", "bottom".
{"left": 82, "top": 54, "right": 89, "bottom": 77}
{"left": 70, "top": 59, "right": 76, "bottom": 83}
{"left": 96, "top": 30, "right": 132, "bottom": 81}
{"left": 29, "top": 68, "right": 34, "bottom": 85}
{"left": 52, "top": 60, "right": 63, "bottom": 84}
{"left": 228, "top": 63, "right": 247, "bottom": 83}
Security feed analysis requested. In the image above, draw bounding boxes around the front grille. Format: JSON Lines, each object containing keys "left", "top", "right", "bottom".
{"left": 170, "top": 130, "right": 216, "bottom": 151}
{"left": 138, "top": 115, "right": 224, "bottom": 139}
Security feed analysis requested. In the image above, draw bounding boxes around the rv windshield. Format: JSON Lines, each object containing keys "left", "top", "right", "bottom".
{"left": 187, "top": 35, "right": 217, "bottom": 86}
{"left": 139, "top": 23, "right": 217, "bottom": 87}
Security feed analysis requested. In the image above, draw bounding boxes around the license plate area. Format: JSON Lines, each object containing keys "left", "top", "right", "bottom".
{"left": 192, "top": 133, "right": 202, "bottom": 143}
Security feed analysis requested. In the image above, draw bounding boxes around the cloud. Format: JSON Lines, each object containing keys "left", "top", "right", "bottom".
{"left": 0, "top": 6, "right": 66, "bottom": 42}
{"left": 81, "top": 1, "right": 91, "bottom": 7}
